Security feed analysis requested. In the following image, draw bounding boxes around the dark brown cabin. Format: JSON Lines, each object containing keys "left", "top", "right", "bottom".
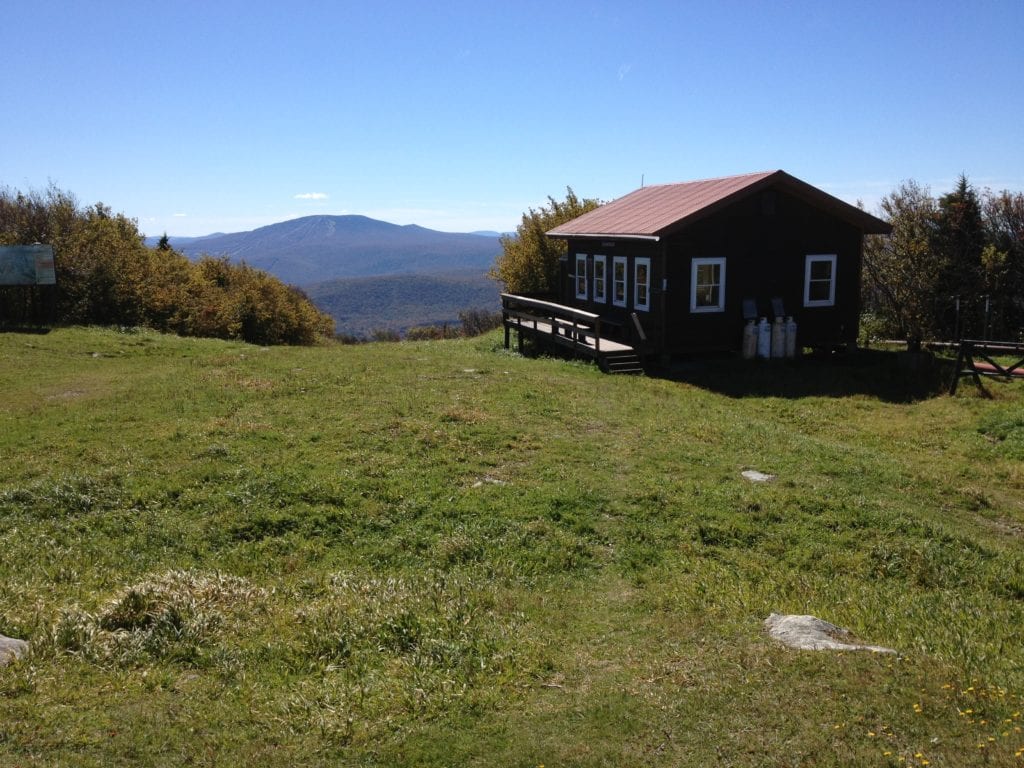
{"left": 544, "top": 170, "right": 891, "bottom": 357}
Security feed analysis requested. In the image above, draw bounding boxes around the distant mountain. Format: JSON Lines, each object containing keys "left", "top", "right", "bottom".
{"left": 163, "top": 215, "right": 502, "bottom": 286}
{"left": 304, "top": 269, "right": 500, "bottom": 338}
{"left": 143, "top": 234, "right": 222, "bottom": 249}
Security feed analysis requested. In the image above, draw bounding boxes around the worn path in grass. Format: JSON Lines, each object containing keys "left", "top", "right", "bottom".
{"left": 1, "top": 328, "right": 1023, "bottom": 766}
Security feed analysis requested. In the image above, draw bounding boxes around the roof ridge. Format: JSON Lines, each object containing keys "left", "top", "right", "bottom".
{"left": 641, "top": 170, "right": 780, "bottom": 190}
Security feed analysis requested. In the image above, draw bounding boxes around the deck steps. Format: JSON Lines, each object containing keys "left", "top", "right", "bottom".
{"left": 600, "top": 351, "right": 645, "bottom": 374}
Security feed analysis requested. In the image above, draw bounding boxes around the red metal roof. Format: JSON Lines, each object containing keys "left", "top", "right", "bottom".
{"left": 547, "top": 170, "right": 892, "bottom": 238}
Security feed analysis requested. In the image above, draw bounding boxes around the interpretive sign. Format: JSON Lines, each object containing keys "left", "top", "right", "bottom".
{"left": 0, "top": 245, "right": 57, "bottom": 286}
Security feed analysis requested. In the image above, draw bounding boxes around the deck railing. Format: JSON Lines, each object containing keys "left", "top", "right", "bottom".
{"left": 501, "top": 293, "right": 605, "bottom": 353}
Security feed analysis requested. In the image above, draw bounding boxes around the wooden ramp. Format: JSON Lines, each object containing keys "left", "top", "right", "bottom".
{"left": 501, "top": 293, "right": 643, "bottom": 373}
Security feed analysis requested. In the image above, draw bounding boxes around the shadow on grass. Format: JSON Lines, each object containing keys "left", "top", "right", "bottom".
{"left": 0, "top": 325, "right": 53, "bottom": 335}
{"left": 652, "top": 349, "right": 953, "bottom": 403}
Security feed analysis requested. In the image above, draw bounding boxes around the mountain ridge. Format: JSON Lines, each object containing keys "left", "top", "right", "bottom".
{"left": 147, "top": 214, "right": 502, "bottom": 286}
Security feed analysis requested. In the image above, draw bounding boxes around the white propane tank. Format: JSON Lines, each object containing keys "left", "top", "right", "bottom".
{"left": 756, "top": 317, "right": 771, "bottom": 359}
{"left": 785, "top": 316, "right": 798, "bottom": 358}
{"left": 771, "top": 316, "right": 785, "bottom": 358}
{"left": 742, "top": 319, "right": 757, "bottom": 359}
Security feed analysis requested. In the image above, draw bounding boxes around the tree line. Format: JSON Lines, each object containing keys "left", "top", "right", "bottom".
{"left": 0, "top": 185, "right": 334, "bottom": 344}
{"left": 862, "top": 175, "right": 1024, "bottom": 350}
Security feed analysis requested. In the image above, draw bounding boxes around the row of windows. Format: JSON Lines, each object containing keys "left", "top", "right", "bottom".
{"left": 575, "top": 254, "right": 651, "bottom": 311}
{"left": 690, "top": 254, "right": 837, "bottom": 312}
{"left": 574, "top": 253, "right": 838, "bottom": 313}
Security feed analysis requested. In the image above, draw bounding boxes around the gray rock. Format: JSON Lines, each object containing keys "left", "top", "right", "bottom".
{"left": 742, "top": 470, "right": 776, "bottom": 483}
{"left": 0, "top": 634, "right": 29, "bottom": 665}
{"left": 765, "top": 613, "right": 896, "bottom": 654}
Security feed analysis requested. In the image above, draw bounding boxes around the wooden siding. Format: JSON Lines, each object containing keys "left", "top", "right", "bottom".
{"left": 560, "top": 240, "right": 664, "bottom": 351}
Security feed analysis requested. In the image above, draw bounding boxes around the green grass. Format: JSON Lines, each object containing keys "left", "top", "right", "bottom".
{"left": 1, "top": 326, "right": 1023, "bottom": 766}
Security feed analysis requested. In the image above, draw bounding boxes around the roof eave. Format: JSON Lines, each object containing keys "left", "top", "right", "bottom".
{"left": 546, "top": 232, "right": 661, "bottom": 242}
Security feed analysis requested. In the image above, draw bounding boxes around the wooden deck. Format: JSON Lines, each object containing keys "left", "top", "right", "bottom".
{"left": 501, "top": 293, "right": 643, "bottom": 373}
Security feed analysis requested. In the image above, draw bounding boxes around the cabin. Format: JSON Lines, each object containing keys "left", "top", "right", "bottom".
{"left": 502, "top": 170, "right": 891, "bottom": 369}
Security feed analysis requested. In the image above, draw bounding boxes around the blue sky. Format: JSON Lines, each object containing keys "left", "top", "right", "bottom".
{"left": 3, "top": 0, "right": 1022, "bottom": 237}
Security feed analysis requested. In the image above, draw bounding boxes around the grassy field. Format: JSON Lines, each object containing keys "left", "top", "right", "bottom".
{"left": 1, "top": 327, "right": 1023, "bottom": 767}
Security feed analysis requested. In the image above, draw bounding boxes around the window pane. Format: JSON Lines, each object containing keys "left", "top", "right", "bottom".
{"left": 636, "top": 264, "right": 648, "bottom": 283}
{"left": 696, "top": 263, "right": 718, "bottom": 286}
{"left": 810, "top": 260, "right": 832, "bottom": 280}
{"left": 808, "top": 281, "right": 831, "bottom": 301}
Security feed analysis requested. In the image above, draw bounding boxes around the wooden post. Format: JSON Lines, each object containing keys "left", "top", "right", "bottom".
{"left": 950, "top": 340, "right": 967, "bottom": 394}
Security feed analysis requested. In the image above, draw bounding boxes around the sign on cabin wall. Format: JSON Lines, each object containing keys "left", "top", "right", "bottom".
{"left": 0, "top": 245, "right": 57, "bottom": 286}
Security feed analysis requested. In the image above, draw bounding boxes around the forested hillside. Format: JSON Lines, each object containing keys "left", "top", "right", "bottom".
{"left": 304, "top": 270, "right": 499, "bottom": 337}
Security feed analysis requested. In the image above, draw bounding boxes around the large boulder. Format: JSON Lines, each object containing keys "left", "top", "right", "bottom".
{"left": 765, "top": 614, "right": 896, "bottom": 654}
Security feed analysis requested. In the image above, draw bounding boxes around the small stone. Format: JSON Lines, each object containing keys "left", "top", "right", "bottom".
{"left": 765, "top": 613, "right": 896, "bottom": 654}
{"left": 0, "top": 634, "right": 29, "bottom": 665}
{"left": 742, "top": 470, "right": 776, "bottom": 483}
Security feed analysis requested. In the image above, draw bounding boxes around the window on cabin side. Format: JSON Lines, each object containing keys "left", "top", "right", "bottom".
{"left": 612, "top": 256, "right": 627, "bottom": 307}
{"left": 575, "top": 254, "right": 588, "bottom": 300}
{"left": 804, "top": 254, "right": 837, "bottom": 307}
{"left": 634, "top": 257, "right": 651, "bottom": 311}
{"left": 593, "top": 254, "right": 607, "bottom": 303}
{"left": 690, "top": 257, "right": 726, "bottom": 312}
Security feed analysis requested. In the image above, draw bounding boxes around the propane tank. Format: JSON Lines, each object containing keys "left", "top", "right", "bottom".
{"left": 784, "top": 316, "right": 798, "bottom": 358}
{"left": 742, "top": 319, "right": 757, "bottom": 359}
{"left": 771, "top": 316, "right": 785, "bottom": 359}
{"left": 756, "top": 317, "right": 771, "bottom": 359}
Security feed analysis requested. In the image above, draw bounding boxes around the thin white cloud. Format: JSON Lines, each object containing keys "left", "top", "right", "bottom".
{"left": 618, "top": 63, "right": 632, "bottom": 81}
{"left": 173, "top": 212, "right": 187, "bottom": 217}
{"left": 294, "top": 192, "right": 329, "bottom": 200}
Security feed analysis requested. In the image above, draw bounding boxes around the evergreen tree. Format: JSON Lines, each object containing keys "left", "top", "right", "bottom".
{"left": 933, "top": 174, "right": 985, "bottom": 337}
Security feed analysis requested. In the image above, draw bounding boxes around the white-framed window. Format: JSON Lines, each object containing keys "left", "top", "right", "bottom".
{"left": 690, "top": 257, "right": 726, "bottom": 313}
{"left": 593, "top": 254, "right": 607, "bottom": 303}
{"left": 634, "top": 257, "right": 651, "bottom": 311}
{"left": 612, "top": 256, "right": 628, "bottom": 307}
{"left": 804, "top": 254, "right": 837, "bottom": 307}
{"left": 575, "top": 254, "right": 588, "bottom": 300}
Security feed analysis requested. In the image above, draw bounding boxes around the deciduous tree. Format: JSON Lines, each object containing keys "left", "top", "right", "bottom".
{"left": 490, "top": 187, "right": 600, "bottom": 296}
{"left": 862, "top": 180, "right": 939, "bottom": 352}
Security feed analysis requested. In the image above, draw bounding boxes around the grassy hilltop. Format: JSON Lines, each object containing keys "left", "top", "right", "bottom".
{"left": 1, "top": 327, "right": 1023, "bottom": 766}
